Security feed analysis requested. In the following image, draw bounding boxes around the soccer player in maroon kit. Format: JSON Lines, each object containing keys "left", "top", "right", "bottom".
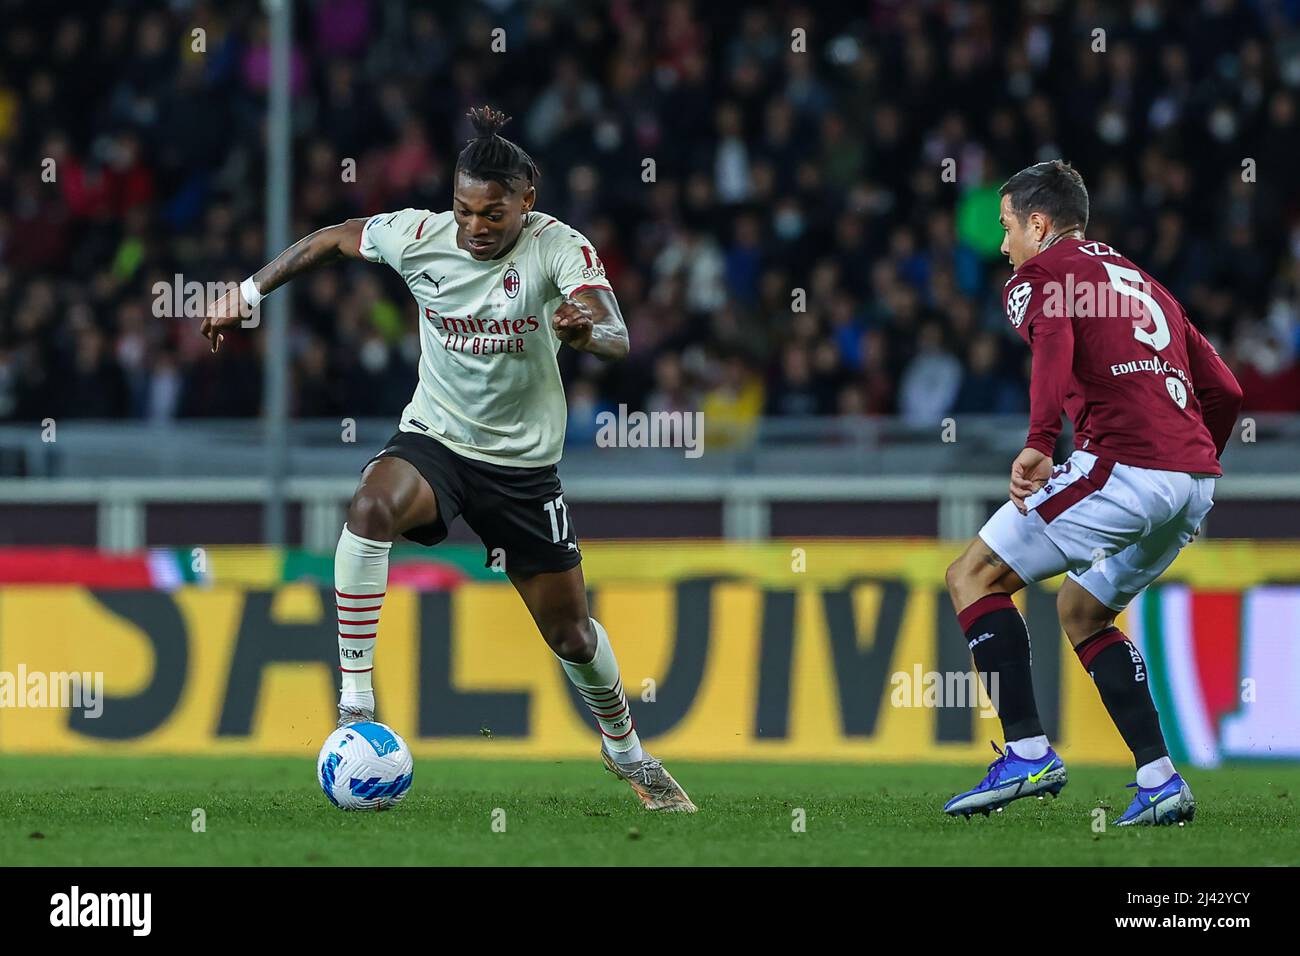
{"left": 942, "top": 161, "right": 1243, "bottom": 824}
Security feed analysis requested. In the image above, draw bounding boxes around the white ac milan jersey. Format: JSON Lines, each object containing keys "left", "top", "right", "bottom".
{"left": 359, "top": 209, "right": 610, "bottom": 467}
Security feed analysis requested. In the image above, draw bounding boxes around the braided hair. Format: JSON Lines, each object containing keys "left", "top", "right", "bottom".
{"left": 455, "top": 106, "right": 540, "bottom": 193}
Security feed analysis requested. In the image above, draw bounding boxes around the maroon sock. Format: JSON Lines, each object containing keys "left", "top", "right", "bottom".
{"left": 1074, "top": 626, "right": 1168, "bottom": 766}
{"left": 958, "top": 593, "right": 1044, "bottom": 741}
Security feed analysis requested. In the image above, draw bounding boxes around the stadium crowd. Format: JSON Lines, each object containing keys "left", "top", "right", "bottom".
{"left": 2, "top": 0, "right": 1298, "bottom": 442}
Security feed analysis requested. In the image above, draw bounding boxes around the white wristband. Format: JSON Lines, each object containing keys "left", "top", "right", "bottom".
{"left": 240, "top": 277, "right": 264, "bottom": 309}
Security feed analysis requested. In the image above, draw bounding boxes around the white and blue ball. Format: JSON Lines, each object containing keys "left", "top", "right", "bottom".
{"left": 317, "top": 721, "right": 414, "bottom": 810}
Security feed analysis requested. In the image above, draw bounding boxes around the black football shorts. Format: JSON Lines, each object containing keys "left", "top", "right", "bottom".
{"left": 365, "top": 431, "right": 581, "bottom": 578}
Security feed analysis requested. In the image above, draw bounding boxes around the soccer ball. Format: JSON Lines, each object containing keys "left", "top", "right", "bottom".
{"left": 317, "top": 721, "right": 414, "bottom": 810}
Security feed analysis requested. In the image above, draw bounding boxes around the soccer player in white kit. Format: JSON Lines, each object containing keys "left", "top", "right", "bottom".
{"left": 201, "top": 107, "right": 695, "bottom": 812}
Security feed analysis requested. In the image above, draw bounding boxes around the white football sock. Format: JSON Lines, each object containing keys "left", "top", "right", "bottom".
{"left": 558, "top": 618, "right": 644, "bottom": 764}
{"left": 335, "top": 524, "right": 391, "bottom": 705}
{"left": 1006, "top": 734, "right": 1050, "bottom": 761}
{"left": 1136, "top": 756, "right": 1177, "bottom": 789}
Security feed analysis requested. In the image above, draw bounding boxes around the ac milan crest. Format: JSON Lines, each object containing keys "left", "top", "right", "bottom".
{"left": 503, "top": 266, "right": 521, "bottom": 298}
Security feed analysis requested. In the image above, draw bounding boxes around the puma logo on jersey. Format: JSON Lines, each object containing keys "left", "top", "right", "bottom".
{"left": 418, "top": 272, "right": 446, "bottom": 294}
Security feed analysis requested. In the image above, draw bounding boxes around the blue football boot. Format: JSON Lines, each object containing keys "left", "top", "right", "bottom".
{"left": 944, "top": 741, "right": 1068, "bottom": 818}
{"left": 1114, "top": 772, "right": 1195, "bottom": 826}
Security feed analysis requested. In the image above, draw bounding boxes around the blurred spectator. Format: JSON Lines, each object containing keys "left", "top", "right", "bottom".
{"left": 952, "top": 332, "right": 1025, "bottom": 415}
{"left": 701, "top": 352, "right": 764, "bottom": 448}
{"left": 1, "top": 0, "right": 1297, "bottom": 434}
{"left": 898, "top": 322, "right": 963, "bottom": 427}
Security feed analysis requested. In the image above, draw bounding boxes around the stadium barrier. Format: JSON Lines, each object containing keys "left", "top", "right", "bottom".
{"left": 6, "top": 472, "right": 1300, "bottom": 549}
{"left": 0, "top": 541, "right": 1295, "bottom": 765}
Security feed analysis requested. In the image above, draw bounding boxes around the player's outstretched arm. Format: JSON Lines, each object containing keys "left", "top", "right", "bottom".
{"left": 200, "top": 218, "right": 368, "bottom": 352}
{"left": 551, "top": 288, "right": 629, "bottom": 360}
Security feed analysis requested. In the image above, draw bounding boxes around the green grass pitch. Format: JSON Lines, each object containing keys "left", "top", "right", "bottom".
{"left": 1, "top": 756, "right": 1297, "bottom": 866}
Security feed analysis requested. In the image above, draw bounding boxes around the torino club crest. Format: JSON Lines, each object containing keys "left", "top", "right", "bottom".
{"left": 503, "top": 266, "right": 521, "bottom": 298}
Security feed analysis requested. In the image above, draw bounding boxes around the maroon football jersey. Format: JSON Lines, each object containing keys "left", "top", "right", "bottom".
{"left": 1001, "top": 237, "right": 1242, "bottom": 475}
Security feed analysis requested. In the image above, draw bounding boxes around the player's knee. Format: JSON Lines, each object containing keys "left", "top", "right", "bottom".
{"left": 944, "top": 555, "right": 967, "bottom": 597}
{"left": 946, "top": 550, "right": 984, "bottom": 602}
{"left": 545, "top": 618, "right": 596, "bottom": 662}
{"left": 1057, "top": 589, "right": 1113, "bottom": 641}
{"left": 347, "top": 491, "right": 398, "bottom": 541}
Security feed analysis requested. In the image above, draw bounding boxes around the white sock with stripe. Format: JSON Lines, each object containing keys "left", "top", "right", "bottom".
{"left": 335, "top": 524, "right": 391, "bottom": 711}
{"left": 559, "top": 618, "right": 644, "bottom": 764}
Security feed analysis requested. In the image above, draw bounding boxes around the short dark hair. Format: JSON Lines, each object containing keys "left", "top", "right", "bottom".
{"left": 454, "top": 105, "right": 539, "bottom": 193}
{"left": 999, "top": 160, "right": 1089, "bottom": 232}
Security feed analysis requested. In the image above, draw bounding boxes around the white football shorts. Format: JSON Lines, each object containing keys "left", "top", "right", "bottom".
{"left": 978, "top": 450, "right": 1216, "bottom": 611}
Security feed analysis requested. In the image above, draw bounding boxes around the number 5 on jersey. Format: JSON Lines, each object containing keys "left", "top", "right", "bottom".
{"left": 1103, "top": 262, "right": 1170, "bottom": 351}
